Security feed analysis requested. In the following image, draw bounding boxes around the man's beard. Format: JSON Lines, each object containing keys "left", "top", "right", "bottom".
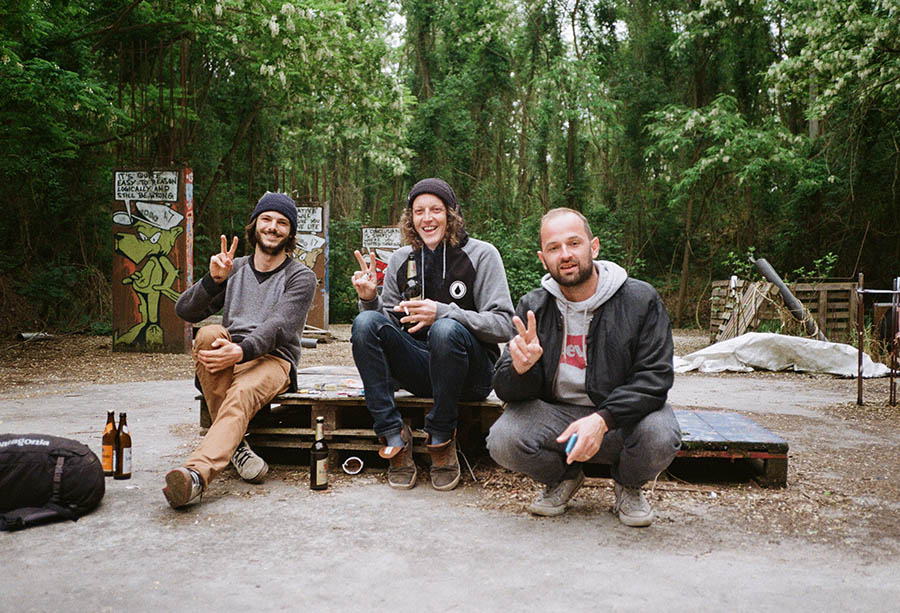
{"left": 256, "top": 229, "right": 291, "bottom": 255}
{"left": 550, "top": 257, "right": 594, "bottom": 287}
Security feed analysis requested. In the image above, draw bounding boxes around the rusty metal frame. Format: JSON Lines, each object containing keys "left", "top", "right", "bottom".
{"left": 856, "top": 274, "right": 899, "bottom": 406}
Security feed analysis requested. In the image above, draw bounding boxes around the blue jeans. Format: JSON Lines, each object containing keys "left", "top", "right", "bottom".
{"left": 351, "top": 310, "right": 495, "bottom": 441}
{"left": 487, "top": 399, "right": 681, "bottom": 487}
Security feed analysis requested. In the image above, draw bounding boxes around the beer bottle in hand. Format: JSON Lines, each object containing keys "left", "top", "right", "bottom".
{"left": 403, "top": 254, "right": 422, "bottom": 301}
{"left": 310, "top": 416, "right": 328, "bottom": 490}
{"left": 101, "top": 411, "right": 116, "bottom": 477}
{"left": 114, "top": 412, "right": 132, "bottom": 480}
{"left": 402, "top": 254, "right": 422, "bottom": 331}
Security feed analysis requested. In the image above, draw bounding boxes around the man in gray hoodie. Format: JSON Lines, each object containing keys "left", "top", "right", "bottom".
{"left": 351, "top": 178, "right": 515, "bottom": 491}
{"left": 163, "top": 193, "right": 316, "bottom": 509}
{"left": 488, "top": 207, "right": 681, "bottom": 527}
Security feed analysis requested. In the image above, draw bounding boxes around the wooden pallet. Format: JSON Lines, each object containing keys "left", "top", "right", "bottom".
{"left": 674, "top": 409, "right": 789, "bottom": 487}
{"left": 198, "top": 367, "right": 502, "bottom": 461}
{"left": 197, "top": 368, "right": 789, "bottom": 487}
{"left": 714, "top": 281, "right": 773, "bottom": 342}
{"left": 710, "top": 280, "right": 857, "bottom": 343}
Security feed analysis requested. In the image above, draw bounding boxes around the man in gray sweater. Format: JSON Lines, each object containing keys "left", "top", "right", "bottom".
{"left": 351, "top": 178, "right": 514, "bottom": 491}
{"left": 488, "top": 208, "right": 681, "bottom": 527}
{"left": 164, "top": 193, "right": 316, "bottom": 509}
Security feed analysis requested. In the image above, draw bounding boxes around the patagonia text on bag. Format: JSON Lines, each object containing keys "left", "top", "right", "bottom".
{"left": 0, "top": 433, "right": 105, "bottom": 531}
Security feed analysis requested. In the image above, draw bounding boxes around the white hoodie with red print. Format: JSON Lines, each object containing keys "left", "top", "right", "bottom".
{"left": 540, "top": 260, "right": 628, "bottom": 406}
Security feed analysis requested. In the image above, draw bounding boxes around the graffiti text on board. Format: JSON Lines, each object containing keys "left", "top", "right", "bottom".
{"left": 115, "top": 171, "right": 179, "bottom": 202}
{"left": 297, "top": 207, "right": 323, "bottom": 233}
{"left": 362, "top": 227, "right": 402, "bottom": 249}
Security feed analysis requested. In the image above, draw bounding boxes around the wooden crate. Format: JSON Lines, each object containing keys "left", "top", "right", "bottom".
{"left": 710, "top": 280, "right": 857, "bottom": 343}
{"left": 675, "top": 409, "right": 788, "bottom": 487}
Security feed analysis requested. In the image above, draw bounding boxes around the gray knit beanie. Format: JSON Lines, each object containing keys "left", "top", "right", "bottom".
{"left": 406, "top": 178, "right": 459, "bottom": 212}
{"left": 250, "top": 192, "right": 297, "bottom": 235}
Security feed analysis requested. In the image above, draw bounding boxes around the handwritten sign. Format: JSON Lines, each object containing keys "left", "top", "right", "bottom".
{"left": 297, "top": 207, "right": 323, "bottom": 233}
{"left": 115, "top": 171, "right": 179, "bottom": 202}
{"left": 297, "top": 233, "right": 326, "bottom": 252}
{"left": 362, "top": 227, "right": 402, "bottom": 249}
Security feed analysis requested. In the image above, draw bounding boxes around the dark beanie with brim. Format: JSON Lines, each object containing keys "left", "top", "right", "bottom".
{"left": 407, "top": 178, "right": 459, "bottom": 212}
{"left": 250, "top": 192, "right": 297, "bottom": 235}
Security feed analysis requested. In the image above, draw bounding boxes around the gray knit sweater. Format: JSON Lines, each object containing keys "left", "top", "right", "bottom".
{"left": 175, "top": 256, "right": 316, "bottom": 390}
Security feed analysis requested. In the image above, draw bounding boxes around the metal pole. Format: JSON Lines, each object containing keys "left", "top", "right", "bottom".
{"left": 891, "top": 277, "right": 898, "bottom": 406}
{"left": 857, "top": 273, "right": 864, "bottom": 406}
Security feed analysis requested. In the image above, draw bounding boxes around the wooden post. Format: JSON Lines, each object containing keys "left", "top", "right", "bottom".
{"left": 818, "top": 289, "right": 828, "bottom": 338}
{"left": 294, "top": 202, "right": 329, "bottom": 329}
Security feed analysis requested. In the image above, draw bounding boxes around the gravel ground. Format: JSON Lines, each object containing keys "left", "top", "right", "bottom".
{"left": 2, "top": 326, "right": 899, "bottom": 560}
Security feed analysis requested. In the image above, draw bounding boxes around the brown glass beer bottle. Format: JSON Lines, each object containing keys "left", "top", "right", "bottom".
{"left": 101, "top": 411, "right": 116, "bottom": 477}
{"left": 402, "top": 255, "right": 422, "bottom": 331}
{"left": 310, "top": 416, "right": 328, "bottom": 490}
{"left": 403, "top": 254, "right": 422, "bottom": 301}
{"left": 114, "top": 412, "right": 132, "bottom": 480}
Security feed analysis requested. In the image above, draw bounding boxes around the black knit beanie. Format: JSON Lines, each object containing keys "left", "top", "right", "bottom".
{"left": 406, "top": 178, "right": 459, "bottom": 212}
{"left": 249, "top": 192, "right": 297, "bottom": 235}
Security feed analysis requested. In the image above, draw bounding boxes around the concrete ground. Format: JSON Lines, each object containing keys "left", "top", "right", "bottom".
{"left": 2, "top": 375, "right": 899, "bottom": 612}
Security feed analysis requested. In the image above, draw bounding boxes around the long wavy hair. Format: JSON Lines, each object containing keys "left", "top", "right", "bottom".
{"left": 399, "top": 204, "right": 466, "bottom": 249}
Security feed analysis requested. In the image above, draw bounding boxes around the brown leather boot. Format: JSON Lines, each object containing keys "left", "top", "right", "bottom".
{"left": 378, "top": 424, "right": 417, "bottom": 489}
{"left": 426, "top": 432, "right": 460, "bottom": 491}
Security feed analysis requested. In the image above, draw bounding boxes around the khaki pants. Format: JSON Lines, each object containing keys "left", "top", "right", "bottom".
{"left": 185, "top": 325, "right": 290, "bottom": 486}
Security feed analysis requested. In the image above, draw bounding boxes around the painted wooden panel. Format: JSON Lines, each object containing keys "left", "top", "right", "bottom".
{"left": 362, "top": 226, "right": 403, "bottom": 287}
{"left": 293, "top": 203, "right": 328, "bottom": 329}
{"left": 112, "top": 169, "right": 193, "bottom": 353}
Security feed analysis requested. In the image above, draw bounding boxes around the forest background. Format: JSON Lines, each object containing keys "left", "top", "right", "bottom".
{"left": 2, "top": 0, "right": 898, "bottom": 337}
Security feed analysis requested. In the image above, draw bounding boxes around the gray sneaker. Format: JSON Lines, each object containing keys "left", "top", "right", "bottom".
{"left": 613, "top": 482, "right": 654, "bottom": 527}
{"left": 231, "top": 439, "right": 269, "bottom": 483}
{"left": 527, "top": 471, "right": 585, "bottom": 516}
{"left": 163, "top": 467, "right": 204, "bottom": 509}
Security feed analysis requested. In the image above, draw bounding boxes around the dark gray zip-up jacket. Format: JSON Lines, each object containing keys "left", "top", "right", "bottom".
{"left": 492, "top": 277, "right": 674, "bottom": 430}
{"left": 360, "top": 237, "right": 515, "bottom": 360}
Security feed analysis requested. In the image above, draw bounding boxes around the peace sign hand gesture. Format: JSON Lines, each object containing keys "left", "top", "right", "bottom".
{"left": 210, "top": 235, "right": 239, "bottom": 283}
{"left": 510, "top": 310, "right": 543, "bottom": 375}
{"left": 351, "top": 250, "right": 378, "bottom": 301}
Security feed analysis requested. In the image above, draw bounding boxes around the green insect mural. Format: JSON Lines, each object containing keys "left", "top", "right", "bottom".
{"left": 113, "top": 201, "right": 184, "bottom": 348}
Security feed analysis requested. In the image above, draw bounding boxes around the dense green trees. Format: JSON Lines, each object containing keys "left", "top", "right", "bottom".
{"left": 1, "top": 0, "right": 898, "bottom": 332}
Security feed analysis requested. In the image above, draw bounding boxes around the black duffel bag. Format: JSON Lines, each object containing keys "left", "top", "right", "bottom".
{"left": 0, "top": 433, "right": 105, "bottom": 531}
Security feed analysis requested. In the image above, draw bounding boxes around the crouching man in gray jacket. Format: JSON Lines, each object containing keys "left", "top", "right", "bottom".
{"left": 487, "top": 207, "right": 681, "bottom": 527}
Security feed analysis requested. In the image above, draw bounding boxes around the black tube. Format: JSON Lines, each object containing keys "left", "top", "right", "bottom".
{"left": 751, "top": 257, "right": 827, "bottom": 341}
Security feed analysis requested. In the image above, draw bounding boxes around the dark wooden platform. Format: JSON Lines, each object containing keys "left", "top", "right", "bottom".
{"left": 674, "top": 409, "right": 789, "bottom": 486}
{"left": 198, "top": 367, "right": 789, "bottom": 486}
{"left": 198, "top": 366, "right": 502, "bottom": 457}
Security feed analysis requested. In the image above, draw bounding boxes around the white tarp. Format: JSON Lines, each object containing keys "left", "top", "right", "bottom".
{"left": 673, "top": 332, "right": 890, "bottom": 378}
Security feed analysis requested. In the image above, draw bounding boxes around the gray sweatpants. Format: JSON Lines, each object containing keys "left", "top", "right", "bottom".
{"left": 486, "top": 399, "right": 681, "bottom": 488}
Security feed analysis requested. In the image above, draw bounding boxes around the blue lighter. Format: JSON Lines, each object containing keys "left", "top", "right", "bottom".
{"left": 565, "top": 433, "right": 578, "bottom": 455}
